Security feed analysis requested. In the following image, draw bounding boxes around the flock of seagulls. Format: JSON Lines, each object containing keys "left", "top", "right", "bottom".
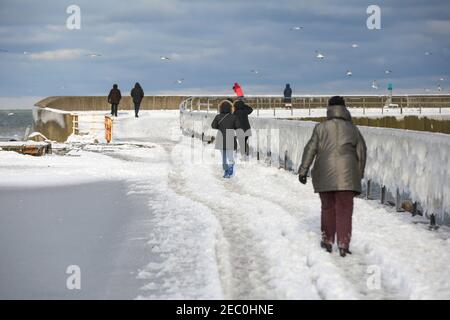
{"left": 0, "top": 22, "right": 446, "bottom": 92}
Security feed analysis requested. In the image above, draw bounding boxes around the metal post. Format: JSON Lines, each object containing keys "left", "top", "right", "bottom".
{"left": 257, "top": 98, "right": 260, "bottom": 117}
{"left": 395, "top": 188, "right": 402, "bottom": 212}
{"left": 429, "top": 214, "right": 437, "bottom": 230}
{"left": 366, "top": 179, "right": 371, "bottom": 199}
{"left": 412, "top": 202, "right": 418, "bottom": 216}
{"left": 381, "top": 185, "right": 386, "bottom": 204}
{"left": 207, "top": 99, "right": 210, "bottom": 113}
{"left": 256, "top": 128, "right": 260, "bottom": 161}
{"left": 284, "top": 150, "right": 288, "bottom": 170}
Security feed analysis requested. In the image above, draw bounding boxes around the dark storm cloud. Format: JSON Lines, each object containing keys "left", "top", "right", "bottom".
{"left": 0, "top": 0, "right": 449, "bottom": 101}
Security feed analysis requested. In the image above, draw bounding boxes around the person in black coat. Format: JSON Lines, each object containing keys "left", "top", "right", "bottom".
{"left": 233, "top": 100, "right": 253, "bottom": 157}
{"left": 283, "top": 84, "right": 292, "bottom": 108}
{"left": 108, "top": 84, "right": 122, "bottom": 117}
{"left": 131, "top": 82, "right": 144, "bottom": 118}
{"left": 211, "top": 100, "right": 240, "bottom": 178}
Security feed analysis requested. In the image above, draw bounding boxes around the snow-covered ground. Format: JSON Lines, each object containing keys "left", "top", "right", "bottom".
{"left": 0, "top": 110, "right": 449, "bottom": 299}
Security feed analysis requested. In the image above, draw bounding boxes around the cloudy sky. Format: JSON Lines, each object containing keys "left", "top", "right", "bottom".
{"left": 0, "top": 0, "right": 449, "bottom": 107}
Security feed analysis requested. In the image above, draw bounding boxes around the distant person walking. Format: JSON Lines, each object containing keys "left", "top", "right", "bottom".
{"left": 298, "top": 96, "right": 367, "bottom": 257}
{"left": 131, "top": 82, "right": 144, "bottom": 118}
{"left": 212, "top": 100, "right": 240, "bottom": 178}
{"left": 108, "top": 84, "right": 121, "bottom": 117}
{"left": 233, "top": 99, "right": 253, "bottom": 158}
{"left": 283, "top": 84, "right": 292, "bottom": 108}
{"left": 233, "top": 82, "right": 244, "bottom": 100}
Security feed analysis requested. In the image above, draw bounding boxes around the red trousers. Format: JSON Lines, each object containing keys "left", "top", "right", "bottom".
{"left": 319, "top": 191, "right": 355, "bottom": 249}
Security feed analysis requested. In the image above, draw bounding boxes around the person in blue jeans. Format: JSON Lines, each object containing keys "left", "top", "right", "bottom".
{"left": 212, "top": 100, "right": 240, "bottom": 178}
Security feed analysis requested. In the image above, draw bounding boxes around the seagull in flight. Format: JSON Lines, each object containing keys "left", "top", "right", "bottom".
{"left": 290, "top": 26, "right": 303, "bottom": 31}
{"left": 160, "top": 56, "right": 171, "bottom": 61}
{"left": 251, "top": 69, "right": 260, "bottom": 74}
{"left": 86, "top": 53, "right": 102, "bottom": 58}
{"left": 425, "top": 51, "right": 432, "bottom": 56}
{"left": 351, "top": 44, "right": 359, "bottom": 48}
{"left": 315, "top": 51, "right": 325, "bottom": 60}
{"left": 174, "top": 78, "right": 184, "bottom": 84}
{"left": 371, "top": 80, "right": 379, "bottom": 90}
{"left": 385, "top": 69, "right": 392, "bottom": 74}
{"left": 23, "top": 51, "right": 29, "bottom": 55}
{"left": 346, "top": 70, "right": 352, "bottom": 76}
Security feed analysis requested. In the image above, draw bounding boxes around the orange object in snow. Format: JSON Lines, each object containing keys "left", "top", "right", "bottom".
{"left": 105, "top": 115, "right": 113, "bottom": 143}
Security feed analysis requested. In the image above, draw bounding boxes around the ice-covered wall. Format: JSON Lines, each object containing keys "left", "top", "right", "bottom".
{"left": 180, "top": 110, "right": 450, "bottom": 219}
{"left": 33, "top": 107, "right": 75, "bottom": 142}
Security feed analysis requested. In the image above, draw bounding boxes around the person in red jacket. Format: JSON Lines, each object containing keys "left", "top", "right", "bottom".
{"left": 233, "top": 82, "right": 244, "bottom": 99}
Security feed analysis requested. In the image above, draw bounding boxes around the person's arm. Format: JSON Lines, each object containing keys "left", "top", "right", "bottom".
{"left": 118, "top": 90, "right": 122, "bottom": 102}
{"left": 211, "top": 115, "right": 219, "bottom": 129}
{"left": 355, "top": 127, "right": 367, "bottom": 179}
{"left": 107, "top": 90, "right": 112, "bottom": 103}
{"left": 245, "top": 105, "right": 253, "bottom": 115}
{"left": 298, "top": 124, "right": 320, "bottom": 177}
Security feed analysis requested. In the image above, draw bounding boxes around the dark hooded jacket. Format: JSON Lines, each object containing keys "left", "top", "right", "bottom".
{"left": 298, "top": 105, "right": 367, "bottom": 194}
{"left": 211, "top": 100, "right": 240, "bottom": 150}
{"left": 131, "top": 83, "right": 144, "bottom": 104}
{"left": 284, "top": 84, "right": 292, "bottom": 103}
{"left": 233, "top": 100, "right": 253, "bottom": 135}
{"left": 108, "top": 84, "right": 122, "bottom": 104}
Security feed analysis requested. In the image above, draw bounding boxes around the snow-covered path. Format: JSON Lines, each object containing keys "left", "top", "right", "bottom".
{"left": 1, "top": 111, "right": 449, "bottom": 299}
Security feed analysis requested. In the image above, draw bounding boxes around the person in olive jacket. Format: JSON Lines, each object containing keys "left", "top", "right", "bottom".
{"left": 233, "top": 99, "right": 253, "bottom": 158}
{"left": 107, "top": 84, "right": 122, "bottom": 117}
{"left": 131, "top": 82, "right": 144, "bottom": 118}
{"left": 212, "top": 100, "right": 240, "bottom": 178}
{"left": 298, "top": 96, "right": 367, "bottom": 257}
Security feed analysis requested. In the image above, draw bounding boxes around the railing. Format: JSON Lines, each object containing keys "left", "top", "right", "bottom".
{"left": 179, "top": 99, "right": 450, "bottom": 226}
{"left": 179, "top": 95, "right": 450, "bottom": 117}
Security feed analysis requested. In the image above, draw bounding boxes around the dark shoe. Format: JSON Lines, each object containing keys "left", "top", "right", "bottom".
{"left": 320, "top": 241, "right": 332, "bottom": 253}
{"left": 339, "top": 248, "right": 352, "bottom": 257}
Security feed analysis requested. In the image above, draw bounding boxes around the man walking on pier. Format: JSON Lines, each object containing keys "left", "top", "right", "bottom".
{"left": 283, "top": 84, "right": 292, "bottom": 108}
{"left": 131, "top": 82, "right": 144, "bottom": 118}
{"left": 298, "top": 96, "right": 367, "bottom": 257}
{"left": 108, "top": 84, "right": 121, "bottom": 117}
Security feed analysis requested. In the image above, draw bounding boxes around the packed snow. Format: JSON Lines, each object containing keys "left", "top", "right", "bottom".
{"left": 0, "top": 110, "right": 449, "bottom": 299}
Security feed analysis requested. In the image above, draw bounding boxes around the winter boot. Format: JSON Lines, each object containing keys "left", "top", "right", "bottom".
{"left": 320, "top": 241, "right": 332, "bottom": 253}
{"left": 223, "top": 170, "right": 230, "bottom": 179}
{"left": 339, "top": 248, "right": 352, "bottom": 257}
{"left": 228, "top": 164, "right": 234, "bottom": 177}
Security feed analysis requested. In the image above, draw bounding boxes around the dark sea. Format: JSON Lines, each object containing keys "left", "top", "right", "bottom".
{"left": 0, "top": 109, "right": 33, "bottom": 141}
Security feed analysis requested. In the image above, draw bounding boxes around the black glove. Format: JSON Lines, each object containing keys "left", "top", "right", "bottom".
{"left": 299, "top": 174, "right": 307, "bottom": 185}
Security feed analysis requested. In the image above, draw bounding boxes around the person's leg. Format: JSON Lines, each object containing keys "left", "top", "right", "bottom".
{"left": 221, "top": 149, "right": 229, "bottom": 172}
{"left": 111, "top": 104, "right": 114, "bottom": 115}
{"left": 335, "top": 191, "right": 355, "bottom": 249}
{"left": 115, "top": 104, "right": 118, "bottom": 117}
{"left": 244, "top": 136, "right": 249, "bottom": 156}
{"left": 319, "top": 192, "right": 336, "bottom": 245}
{"left": 135, "top": 103, "right": 140, "bottom": 117}
{"left": 227, "top": 149, "right": 235, "bottom": 175}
